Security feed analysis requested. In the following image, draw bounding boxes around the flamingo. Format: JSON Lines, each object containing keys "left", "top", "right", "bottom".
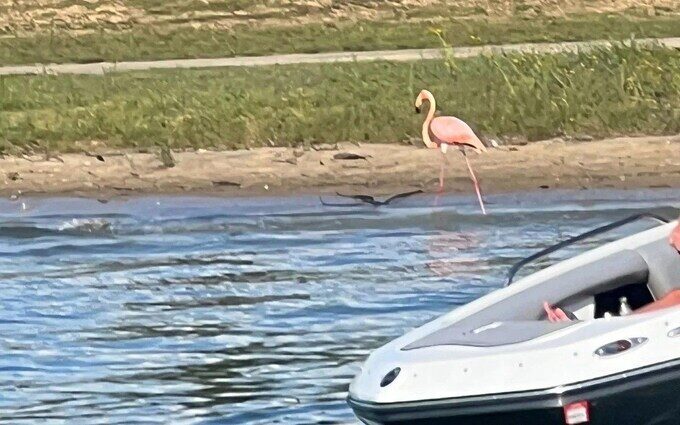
{"left": 414, "top": 89, "right": 488, "bottom": 214}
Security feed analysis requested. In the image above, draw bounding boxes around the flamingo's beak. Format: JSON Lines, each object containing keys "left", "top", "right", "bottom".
{"left": 415, "top": 106, "right": 421, "bottom": 114}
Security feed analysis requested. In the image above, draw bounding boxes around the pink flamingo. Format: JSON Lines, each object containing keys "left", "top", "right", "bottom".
{"left": 415, "top": 89, "right": 488, "bottom": 214}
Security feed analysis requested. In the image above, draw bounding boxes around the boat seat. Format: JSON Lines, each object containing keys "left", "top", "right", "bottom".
{"left": 445, "top": 250, "right": 650, "bottom": 331}
{"left": 636, "top": 238, "right": 680, "bottom": 299}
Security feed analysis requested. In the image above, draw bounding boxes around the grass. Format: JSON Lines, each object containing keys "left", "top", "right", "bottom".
{"left": 1, "top": 43, "right": 678, "bottom": 154}
{"left": 1, "top": 14, "right": 680, "bottom": 65}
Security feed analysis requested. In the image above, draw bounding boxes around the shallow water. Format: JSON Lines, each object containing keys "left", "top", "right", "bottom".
{"left": 0, "top": 190, "right": 678, "bottom": 424}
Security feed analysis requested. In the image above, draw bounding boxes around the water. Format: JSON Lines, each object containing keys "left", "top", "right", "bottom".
{"left": 0, "top": 190, "right": 677, "bottom": 424}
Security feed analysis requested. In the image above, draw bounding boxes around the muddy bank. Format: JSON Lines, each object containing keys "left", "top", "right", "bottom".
{"left": 1, "top": 135, "right": 679, "bottom": 199}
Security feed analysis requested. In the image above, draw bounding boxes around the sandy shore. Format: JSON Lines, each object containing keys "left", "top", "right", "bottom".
{"left": 1, "top": 135, "right": 679, "bottom": 198}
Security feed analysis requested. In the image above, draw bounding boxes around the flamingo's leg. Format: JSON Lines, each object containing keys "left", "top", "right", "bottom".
{"left": 439, "top": 157, "right": 445, "bottom": 192}
{"left": 462, "top": 150, "right": 487, "bottom": 215}
{"left": 438, "top": 146, "right": 448, "bottom": 192}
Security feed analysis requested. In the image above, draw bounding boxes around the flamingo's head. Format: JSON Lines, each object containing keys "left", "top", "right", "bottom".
{"left": 414, "top": 89, "right": 434, "bottom": 114}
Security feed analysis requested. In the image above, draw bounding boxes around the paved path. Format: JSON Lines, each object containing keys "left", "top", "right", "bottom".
{"left": 1, "top": 37, "right": 679, "bottom": 76}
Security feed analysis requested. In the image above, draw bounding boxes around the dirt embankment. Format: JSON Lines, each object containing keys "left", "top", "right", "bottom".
{"left": 1, "top": 135, "right": 678, "bottom": 198}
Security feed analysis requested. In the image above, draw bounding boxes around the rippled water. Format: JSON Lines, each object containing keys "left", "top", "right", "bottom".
{"left": 0, "top": 190, "right": 678, "bottom": 424}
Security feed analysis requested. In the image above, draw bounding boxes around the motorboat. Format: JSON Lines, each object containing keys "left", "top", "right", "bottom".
{"left": 348, "top": 213, "right": 680, "bottom": 425}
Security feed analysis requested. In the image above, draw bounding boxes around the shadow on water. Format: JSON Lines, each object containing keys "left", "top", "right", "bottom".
{"left": 0, "top": 190, "right": 677, "bottom": 423}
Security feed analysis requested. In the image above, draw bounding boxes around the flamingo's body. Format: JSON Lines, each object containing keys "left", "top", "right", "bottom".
{"left": 415, "top": 89, "right": 487, "bottom": 214}
{"left": 428, "top": 116, "right": 486, "bottom": 154}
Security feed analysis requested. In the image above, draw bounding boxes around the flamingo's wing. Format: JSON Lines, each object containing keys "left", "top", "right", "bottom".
{"left": 430, "top": 116, "right": 487, "bottom": 152}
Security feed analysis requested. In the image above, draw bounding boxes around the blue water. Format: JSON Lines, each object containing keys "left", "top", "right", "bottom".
{"left": 0, "top": 190, "right": 677, "bottom": 424}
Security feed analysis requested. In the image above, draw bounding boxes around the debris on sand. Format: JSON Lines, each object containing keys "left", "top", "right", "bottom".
{"left": 158, "top": 145, "right": 176, "bottom": 168}
{"left": 333, "top": 152, "right": 371, "bottom": 161}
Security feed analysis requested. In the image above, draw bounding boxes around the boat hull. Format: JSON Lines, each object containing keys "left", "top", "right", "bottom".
{"left": 348, "top": 359, "right": 680, "bottom": 425}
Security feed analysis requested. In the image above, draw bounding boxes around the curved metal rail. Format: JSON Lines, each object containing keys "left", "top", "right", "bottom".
{"left": 506, "top": 213, "right": 670, "bottom": 286}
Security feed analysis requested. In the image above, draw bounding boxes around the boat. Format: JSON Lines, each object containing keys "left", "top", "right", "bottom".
{"left": 348, "top": 213, "right": 680, "bottom": 425}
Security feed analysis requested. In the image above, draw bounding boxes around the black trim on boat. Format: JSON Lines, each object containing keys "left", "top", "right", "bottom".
{"left": 348, "top": 358, "right": 680, "bottom": 425}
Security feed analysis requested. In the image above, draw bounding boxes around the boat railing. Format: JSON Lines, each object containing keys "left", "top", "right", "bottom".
{"left": 506, "top": 213, "right": 670, "bottom": 286}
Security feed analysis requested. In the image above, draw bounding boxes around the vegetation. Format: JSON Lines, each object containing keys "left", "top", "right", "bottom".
{"left": 1, "top": 44, "right": 678, "bottom": 154}
{"left": 1, "top": 14, "right": 679, "bottom": 65}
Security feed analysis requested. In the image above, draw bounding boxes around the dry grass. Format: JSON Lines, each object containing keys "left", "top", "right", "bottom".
{"left": 2, "top": 0, "right": 678, "bottom": 34}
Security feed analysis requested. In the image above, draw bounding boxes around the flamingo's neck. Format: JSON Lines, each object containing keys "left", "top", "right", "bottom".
{"left": 421, "top": 93, "right": 437, "bottom": 148}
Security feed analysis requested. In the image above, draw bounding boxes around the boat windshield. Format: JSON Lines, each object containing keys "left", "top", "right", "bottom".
{"left": 507, "top": 213, "right": 670, "bottom": 285}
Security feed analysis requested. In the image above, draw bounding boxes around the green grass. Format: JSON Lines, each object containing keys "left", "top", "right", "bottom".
{"left": 0, "top": 44, "right": 678, "bottom": 154}
{"left": 1, "top": 14, "right": 680, "bottom": 65}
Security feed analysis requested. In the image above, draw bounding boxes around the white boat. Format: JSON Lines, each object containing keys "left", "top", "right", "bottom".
{"left": 348, "top": 214, "right": 680, "bottom": 425}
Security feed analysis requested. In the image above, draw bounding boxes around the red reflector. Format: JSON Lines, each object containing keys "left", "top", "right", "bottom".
{"left": 564, "top": 401, "right": 590, "bottom": 424}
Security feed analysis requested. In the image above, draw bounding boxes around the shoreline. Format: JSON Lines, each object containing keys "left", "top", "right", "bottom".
{"left": 1, "top": 135, "right": 679, "bottom": 199}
